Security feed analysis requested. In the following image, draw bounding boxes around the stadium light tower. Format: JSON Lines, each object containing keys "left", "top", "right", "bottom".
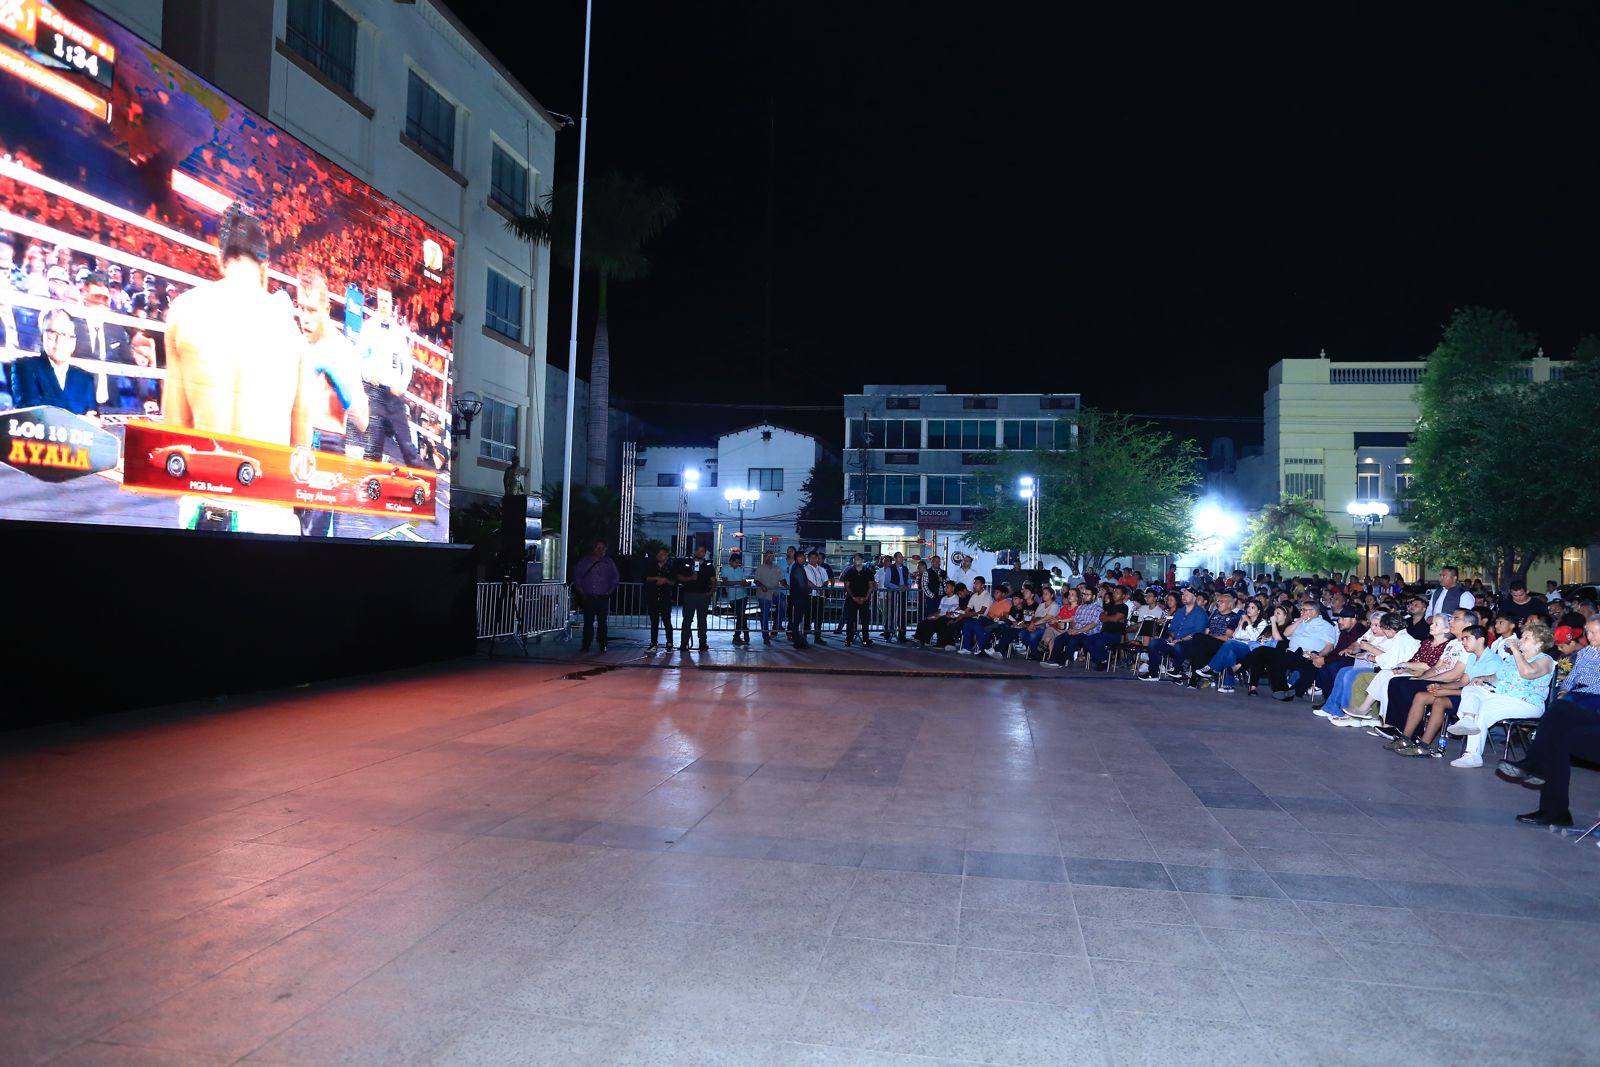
{"left": 1018, "top": 476, "right": 1040, "bottom": 569}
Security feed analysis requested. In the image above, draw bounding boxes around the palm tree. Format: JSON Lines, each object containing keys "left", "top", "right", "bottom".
{"left": 507, "top": 173, "right": 678, "bottom": 487}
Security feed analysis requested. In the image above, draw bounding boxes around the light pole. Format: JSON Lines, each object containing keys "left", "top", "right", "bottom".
{"left": 724, "top": 487, "right": 760, "bottom": 548}
{"left": 1345, "top": 500, "right": 1390, "bottom": 581}
{"left": 1018, "top": 476, "right": 1040, "bottom": 569}
{"left": 676, "top": 467, "right": 699, "bottom": 555}
{"left": 556, "top": 0, "right": 593, "bottom": 584}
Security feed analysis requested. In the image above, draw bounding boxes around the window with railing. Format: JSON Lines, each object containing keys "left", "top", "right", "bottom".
{"left": 926, "top": 419, "right": 996, "bottom": 449}
{"left": 1328, "top": 366, "right": 1424, "bottom": 385}
{"left": 485, "top": 268, "right": 524, "bottom": 342}
{"left": 490, "top": 143, "right": 529, "bottom": 216}
{"left": 406, "top": 70, "right": 456, "bottom": 164}
{"left": 286, "top": 0, "right": 357, "bottom": 93}
{"left": 479, "top": 397, "right": 518, "bottom": 463}
{"left": 1002, "top": 419, "right": 1059, "bottom": 450}
{"left": 1284, "top": 472, "right": 1324, "bottom": 500}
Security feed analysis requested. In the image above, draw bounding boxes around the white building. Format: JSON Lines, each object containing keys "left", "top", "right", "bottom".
{"left": 89, "top": 0, "right": 558, "bottom": 513}
{"left": 1241, "top": 352, "right": 1588, "bottom": 584}
{"left": 632, "top": 423, "right": 822, "bottom": 554}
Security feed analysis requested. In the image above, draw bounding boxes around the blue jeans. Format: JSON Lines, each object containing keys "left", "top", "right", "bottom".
{"left": 1326, "top": 663, "right": 1375, "bottom": 713}
{"left": 1206, "top": 640, "right": 1257, "bottom": 685}
{"left": 961, "top": 618, "right": 997, "bottom": 651}
{"left": 1018, "top": 628, "right": 1047, "bottom": 658}
{"left": 757, "top": 598, "right": 779, "bottom": 634}
{"left": 1146, "top": 636, "right": 1194, "bottom": 673}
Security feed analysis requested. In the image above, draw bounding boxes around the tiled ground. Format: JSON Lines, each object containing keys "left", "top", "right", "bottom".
{"left": 2, "top": 654, "right": 1598, "bottom": 1066}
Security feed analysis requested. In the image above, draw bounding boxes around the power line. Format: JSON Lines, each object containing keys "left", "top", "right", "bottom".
{"left": 626, "top": 397, "right": 1262, "bottom": 423}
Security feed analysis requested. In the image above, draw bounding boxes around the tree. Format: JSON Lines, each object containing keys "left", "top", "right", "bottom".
{"left": 507, "top": 173, "right": 679, "bottom": 486}
{"left": 795, "top": 452, "right": 843, "bottom": 548}
{"left": 540, "top": 481, "right": 639, "bottom": 580}
{"left": 1241, "top": 495, "right": 1359, "bottom": 574}
{"left": 964, "top": 409, "right": 1200, "bottom": 572}
{"left": 1403, "top": 308, "right": 1600, "bottom": 588}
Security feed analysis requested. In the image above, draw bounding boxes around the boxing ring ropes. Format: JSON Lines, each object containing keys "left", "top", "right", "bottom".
{"left": 0, "top": 157, "right": 452, "bottom": 450}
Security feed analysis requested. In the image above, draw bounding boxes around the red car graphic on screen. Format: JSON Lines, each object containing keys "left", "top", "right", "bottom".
{"left": 148, "top": 441, "right": 263, "bottom": 486}
{"left": 360, "top": 467, "right": 431, "bottom": 508}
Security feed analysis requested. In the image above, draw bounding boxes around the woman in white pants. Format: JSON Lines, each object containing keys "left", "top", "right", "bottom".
{"left": 1446, "top": 622, "right": 1556, "bottom": 768}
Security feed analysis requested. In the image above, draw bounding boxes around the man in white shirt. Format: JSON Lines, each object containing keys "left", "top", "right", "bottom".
{"left": 1426, "top": 566, "right": 1476, "bottom": 620}
{"left": 950, "top": 553, "right": 976, "bottom": 591}
{"left": 804, "top": 550, "right": 829, "bottom": 644}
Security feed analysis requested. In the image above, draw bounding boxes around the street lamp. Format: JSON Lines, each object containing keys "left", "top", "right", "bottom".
{"left": 1018, "top": 476, "right": 1040, "bottom": 569}
{"left": 676, "top": 468, "right": 700, "bottom": 555}
{"left": 1345, "top": 500, "right": 1390, "bottom": 581}
{"left": 724, "top": 486, "right": 760, "bottom": 546}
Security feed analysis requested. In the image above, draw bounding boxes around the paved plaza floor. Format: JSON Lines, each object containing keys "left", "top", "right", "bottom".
{"left": 2, "top": 646, "right": 1599, "bottom": 1065}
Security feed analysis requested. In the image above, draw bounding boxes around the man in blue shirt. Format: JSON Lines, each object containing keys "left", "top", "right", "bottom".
{"left": 1182, "top": 590, "right": 1242, "bottom": 687}
{"left": 1139, "top": 587, "right": 1209, "bottom": 681}
{"left": 1257, "top": 600, "right": 1339, "bottom": 701}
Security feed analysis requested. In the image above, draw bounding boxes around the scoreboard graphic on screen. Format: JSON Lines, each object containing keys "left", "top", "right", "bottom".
{"left": 0, "top": 0, "right": 458, "bottom": 542}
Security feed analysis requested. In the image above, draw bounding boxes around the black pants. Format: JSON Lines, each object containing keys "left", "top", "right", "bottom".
{"left": 680, "top": 593, "right": 710, "bottom": 646}
{"left": 579, "top": 594, "right": 609, "bottom": 650}
{"left": 845, "top": 597, "right": 871, "bottom": 641}
{"left": 1528, "top": 694, "right": 1600, "bottom": 817}
{"left": 1385, "top": 677, "right": 1434, "bottom": 730}
{"left": 914, "top": 616, "right": 948, "bottom": 645}
{"left": 647, "top": 597, "right": 674, "bottom": 646}
{"left": 730, "top": 597, "right": 749, "bottom": 639}
{"left": 363, "top": 384, "right": 419, "bottom": 467}
{"left": 809, "top": 595, "right": 825, "bottom": 639}
{"left": 790, "top": 594, "right": 810, "bottom": 644}
{"left": 1241, "top": 646, "right": 1314, "bottom": 694}
{"left": 1188, "top": 634, "right": 1225, "bottom": 669}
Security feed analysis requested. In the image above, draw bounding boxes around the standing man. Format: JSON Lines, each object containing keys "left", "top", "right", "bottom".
{"left": 880, "top": 551, "right": 910, "bottom": 641}
{"left": 753, "top": 550, "right": 784, "bottom": 644}
{"left": 843, "top": 553, "right": 877, "bottom": 647}
{"left": 677, "top": 543, "right": 714, "bottom": 651}
{"left": 357, "top": 287, "right": 421, "bottom": 468}
{"left": 788, "top": 547, "right": 813, "bottom": 648}
{"left": 1426, "top": 566, "right": 1476, "bottom": 621}
{"left": 922, "top": 554, "right": 947, "bottom": 618}
{"left": 950, "top": 552, "right": 976, "bottom": 592}
{"left": 572, "top": 540, "right": 620, "bottom": 654}
{"left": 721, "top": 550, "right": 752, "bottom": 646}
{"left": 642, "top": 545, "right": 676, "bottom": 652}
{"left": 805, "top": 549, "right": 830, "bottom": 645}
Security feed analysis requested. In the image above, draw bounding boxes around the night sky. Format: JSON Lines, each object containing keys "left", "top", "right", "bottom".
{"left": 450, "top": 0, "right": 1597, "bottom": 446}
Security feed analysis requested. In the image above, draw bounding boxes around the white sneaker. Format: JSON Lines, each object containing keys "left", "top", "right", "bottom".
{"left": 1329, "top": 716, "right": 1367, "bottom": 728}
{"left": 1312, "top": 708, "right": 1337, "bottom": 718}
{"left": 1450, "top": 754, "right": 1483, "bottom": 768}
{"left": 1446, "top": 717, "right": 1480, "bottom": 737}
{"left": 957, "top": 647, "right": 973, "bottom": 655}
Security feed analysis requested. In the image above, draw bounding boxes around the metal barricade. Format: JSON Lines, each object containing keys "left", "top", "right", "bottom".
{"left": 475, "top": 582, "right": 571, "bottom": 644}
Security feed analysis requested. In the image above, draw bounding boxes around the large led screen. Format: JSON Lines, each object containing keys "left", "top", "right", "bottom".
{"left": 0, "top": 0, "right": 455, "bottom": 540}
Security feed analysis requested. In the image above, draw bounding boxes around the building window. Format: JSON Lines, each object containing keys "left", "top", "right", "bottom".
{"left": 885, "top": 396, "right": 920, "bottom": 410}
{"left": 847, "top": 474, "right": 921, "bottom": 506}
{"left": 1284, "top": 472, "right": 1324, "bottom": 500}
{"left": 1394, "top": 471, "right": 1415, "bottom": 515}
{"left": 490, "top": 143, "right": 529, "bottom": 216}
{"left": 962, "top": 396, "right": 998, "bottom": 410}
{"left": 926, "top": 475, "right": 974, "bottom": 506}
{"left": 406, "top": 70, "right": 456, "bottom": 164}
{"left": 1002, "top": 419, "right": 1058, "bottom": 450}
{"left": 484, "top": 269, "right": 524, "bottom": 342}
{"left": 1356, "top": 464, "right": 1381, "bottom": 500}
{"left": 849, "top": 418, "right": 921, "bottom": 449}
{"left": 926, "top": 419, "right": 996, "bottom": 450}
{"left": 1562, "top": 547, "right": 1587, "bottom": 585}
{"left": 479, "top": 397, "right": 518, "bottom": 463}
{"left": 656, "top": 472, "right": 680, "bottom": 488}
{"left": 749, "top": 467, "right": 783, "bottom": 492}
{"left": 285, "top": 0, "right": 357, "bottom": 93}
{"left": 1039, "top": 395, "right": 1077, "bottom": 411}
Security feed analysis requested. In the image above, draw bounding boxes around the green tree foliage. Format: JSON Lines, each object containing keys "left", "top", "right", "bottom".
{"left": 796, "top": 453, "right": 844, "bottom": 547}
{"left": 1403, "top": 308, "right": 1600, "bottom": 587}
{"left": 507, "top": 174, "right": 679, "bottom": 486}
{"left": 964, "top": 410, "right": 1200, "bottom": 572}
{"left": 1240, "top": 495, "right": 1359, "bottom": 574}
